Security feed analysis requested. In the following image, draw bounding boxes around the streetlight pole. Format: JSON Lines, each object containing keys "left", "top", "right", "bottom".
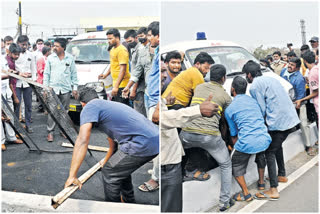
{"left": 19, "top": 1, "right": 22, "bottom": 35}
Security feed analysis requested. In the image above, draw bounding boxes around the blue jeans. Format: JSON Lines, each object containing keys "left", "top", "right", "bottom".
{"left": 180, "top": 131, "right": 232, "bottom": 204}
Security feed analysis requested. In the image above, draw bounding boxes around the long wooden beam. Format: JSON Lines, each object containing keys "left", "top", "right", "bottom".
{"left": 61, "top": 142, "right": 109, "bottom": 152}
{"left": 51, "top": 158, "right": 104, "bottom": 209}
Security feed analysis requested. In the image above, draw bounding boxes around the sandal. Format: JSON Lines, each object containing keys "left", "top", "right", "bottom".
{"left": 233, "top": 192, "right": 253, "bottom": 201}
{"left": 254, "top": 192, "right": 279, "bottom": 201}
{"left": 257, "top": 182, "right": 265, "bottom": 190}
{"left": 307, "top": 147, "right": 317, "bottom": 156}
{"left": 184, "top": 169, "right": 210, "bottom": 181}
{"left": 138, "top": 181, "right": 159, "bottom": 192}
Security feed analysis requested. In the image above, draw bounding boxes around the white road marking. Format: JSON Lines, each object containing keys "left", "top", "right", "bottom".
{"left": 237, "top": 155, "right": 318, "bottom": 213}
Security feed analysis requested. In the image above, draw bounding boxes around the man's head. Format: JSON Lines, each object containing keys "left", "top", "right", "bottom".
{"left": 44, "top": 41, "right": 52, "bottom": 48}
{"left": 164, "top": 51, "right": 182, "bottom": 74}
{"left": 242, "top": 60, "right": 262, "bottom": 83}
{"left": 210, "top": 64, "right": 226, "bottom": 85}
{"left": 147, "top": 21, "right": 159, "bottom": 48}
{"left": 272, "top": 51, "right": 281, "bottom": 62}
{"left": 266, "top": 55, "right": 273, "bottom": 63}
{"left": 137, "top": 27, "right": 148, "bottom": 44}
{"left": 106, "top": 28, "right": 120, "bottom": 50}
{"left": 42, "top": 46, "right": 51, "bottom": 57}
{"left": 193, "top": 52, "right": 215, "bottom": 77}
{"left": 288, "top": 57, "right": 301, "bottom": 73}
{"left": 124, "top": 29, "right": 137, "bottom": 49}
{"left": 53, "top": 38, "right": 67, "bottom": 55}
{"left": 4, "top": 36, "right": 13, "bottom": 52}
{"left": 8, "top": 43, "right": 22, "bottom": 61}
{"left": 309, "top": 36, "right": 319, "bottom": 49}
{"left": 282, "top": 54, "right": 288, "bottom": 62}
{"left": 161, "top": 61, "right": 168, "bottom": 89}
{"left": 79, "top": 87, "right": 99, "bottom": 107}
{"left": 17, "top": 35, "right": 29, "bottom": 53}
{"left": 300, "top": 44, "right": 310, "bottom": 55}
{"left": 231, "top": 76, "right": 247, "bottom": 97}
{"left": 287, "top": 51, "right": 297, "bottom": 61}
{"left": 302, "top": 50, "right": 316, "bottom": 68}
{"left": 36, "top": 38, "right": 44, "bottom": 52}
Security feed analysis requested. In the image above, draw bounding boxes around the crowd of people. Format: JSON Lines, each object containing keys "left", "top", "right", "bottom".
{"left": 1, "top": 21, "right": 160, "bottom": 204}
{"left": 160, "top": 37, "right": 318, "bottom": 212}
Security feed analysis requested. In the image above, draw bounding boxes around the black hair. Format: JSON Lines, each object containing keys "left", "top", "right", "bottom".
{"left": 137, "top": 27, "right": 147, "bottom": 35}
{"left": 165, "top": 51, "right": 181, "bottom": 63}
{"left": 4, "top": 35, "right": 13, "bottom": 43}
{"left": 300, "top": 44, "right": 310, "bottom": 51}
{"left": 36, "top": 38, "right": 44, "bottom": 44}
{"left": 302, "top": 50, "right": 315, "bottom": 64}
{"left": 79, "top": 87, "right": 99, "bottom": 103}
{"left": 44, "top": 41, "right": 51, "bottom": 47}
{"left": 266, "top": 55, "right": 273, "bottom": 62}
{"left": 17, "top": 35, "right": 29, "bottom": 43}
{"left": 316, "top": 49, "right": 319, "bottom": 56}
{"left": 124, "top": 29, "right": 137, "bottom": 39}
{"left": 42, "top": 46, "right": 51, "bottom": 55}
{"left": 54, "top": 38, "right": 67, "bottom": 50}
{"left": 272, "top": 51, "right": 281, "bottom": 56}
{"left": 242, "top": 60, "right": 262, "bottom": 77}
{"left": 147, "top": 21, "right": 159, "bottom": 36}
{"left": 289, "top": 57, "right": 301, "bottom": 68}
{"left": 8, "top": 43, "right": 22, "bottom": 54}
{"left": 232, "top": 76, "right": 247, "bottom": 94}
{"left": 194, "top": 52, "right": 215, "bottom": 65}
{"left": 287, "top": 51, "right": 297, "bottom": 57}
{"left": 32, "top": 43, "right": 37, "bottom": 50}
{"left": 106, "top": 28, "right": 120, "bottom": 39}
{"left": 210, "top": 64, "right": 226, "bottom": 82}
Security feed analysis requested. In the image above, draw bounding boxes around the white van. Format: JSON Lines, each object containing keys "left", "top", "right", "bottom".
{"left": 162, "top": 40, "right": 295, "bottom": 99}
{"left": 65, "top": 30, "right": 125, "bottom": 115}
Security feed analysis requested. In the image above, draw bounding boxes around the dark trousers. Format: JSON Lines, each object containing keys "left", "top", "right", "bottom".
{"left": 101, "top": 150, "right": 156, "bottom": 203}
{"left": 256, "top": 130, "right": 290, "bottom": 188}
{"left": 161, "top": 163, "right": 182, "bottom": 212}
{"left": 112, "top": 87, "right": 130, "bottom": 107}
{"left": 15, "top": 86, "right": 32, "bottom": 127}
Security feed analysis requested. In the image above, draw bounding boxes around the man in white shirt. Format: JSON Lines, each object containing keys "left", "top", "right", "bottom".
{"left": 14, "top": 35, "right": 36, "bottom": 133}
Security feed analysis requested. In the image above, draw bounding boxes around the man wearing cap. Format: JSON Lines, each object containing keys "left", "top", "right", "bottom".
{"left": 271, "top": 51, "right": 286, "bottom": 75}
{"left": 309, "top": 36, "right": 319, "bottom": 51}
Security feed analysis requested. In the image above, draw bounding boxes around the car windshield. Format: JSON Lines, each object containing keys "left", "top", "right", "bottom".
{"left": 185, "top": 46, "right": 259, "bottom": 75}
{"left": 66, "top": 39, "right": 110, "bottom": 63}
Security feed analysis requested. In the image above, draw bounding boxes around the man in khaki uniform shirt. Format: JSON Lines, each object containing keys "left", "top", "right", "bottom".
{"left": 271, "top": 51, "right": 286, "bottom": 75}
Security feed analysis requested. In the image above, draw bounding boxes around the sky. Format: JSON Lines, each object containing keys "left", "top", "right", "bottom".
{"left": 161, "top": 1, "right": 319, "bottom": 50}
{"left": 1, "top": 0, "right": 160, "bottom": 43}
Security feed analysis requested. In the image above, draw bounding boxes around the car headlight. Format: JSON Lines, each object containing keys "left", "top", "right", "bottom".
{"left": 288, "top": 88, "right": 296, "bottom": 101}
{"left": 84, "top": 82, "right": 105, "bottom": 93}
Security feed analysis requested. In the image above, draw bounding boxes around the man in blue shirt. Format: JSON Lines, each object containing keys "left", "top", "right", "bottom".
{"left": 225, "top": 76, "right": 271, "bottom": 202}
{"left": 280, "top": 57, "right": 306, "bottom": 100}
{"left": 243, "top": 60, "right": 300, "bottom": 200}
{"left": 43, "top": 38, "right": 78, "bottom": 142}
{"left": 64, "top": 87, "right": 158, "bottom": 203}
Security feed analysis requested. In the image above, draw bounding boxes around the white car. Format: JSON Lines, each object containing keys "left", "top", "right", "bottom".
{"left": 162, "top": 40, "right": 295, "bottom": 99}
{"left": 65, "top": 30, "right": 126, "bottom": 115}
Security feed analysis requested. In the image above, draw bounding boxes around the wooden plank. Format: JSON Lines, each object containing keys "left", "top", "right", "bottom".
{"left": 61, "top": 142, "right": 109, "bottom": 152}
{"left": 51, "top": 158, "right": 104, "bottom": 209}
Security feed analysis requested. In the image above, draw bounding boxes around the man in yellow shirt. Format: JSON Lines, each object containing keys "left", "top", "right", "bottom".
{"left": 162, "top": 52, "right": 215, "bottom": 109}
{"left": 99, "top": 28, "right": 130, "bottom": 105}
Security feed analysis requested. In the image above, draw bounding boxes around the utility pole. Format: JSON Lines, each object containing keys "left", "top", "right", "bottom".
{"left": 19, "top": 1, "right": 22, "bottom": 35}
{"left": 300, "top": 19, "right": 306, "bottom": 45}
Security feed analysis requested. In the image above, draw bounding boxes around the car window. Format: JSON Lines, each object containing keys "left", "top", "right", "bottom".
{"left": 185, "top": 46, "right": 259, "bottom": 75}
{"left": 66, "top": 39, "right": 110, "bottom": 63}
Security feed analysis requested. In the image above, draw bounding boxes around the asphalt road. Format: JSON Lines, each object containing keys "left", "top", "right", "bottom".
{"left": 1, "top": 100, "right": 159, "bottom": 206}
{"left": 255, "top": 164, "right": 318, "bottom": 212}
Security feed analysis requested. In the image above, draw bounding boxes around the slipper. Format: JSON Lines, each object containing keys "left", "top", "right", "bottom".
{"left": 184, "top": 169, "right": 210, "bottom": 181}
{"left": 233, "top": 192, "right": 253, "bottom": 201}
{"left": 254, "top": 192, "right": 279, "bottom": 201}
{"left": 138, "top": 181, "right": 159, "bottom": 192}
{"left": 257, "top": 182, "right": 265, "bottom": 190}
{"left": 307, "top": 148, "right": 317, "bottom": 156}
